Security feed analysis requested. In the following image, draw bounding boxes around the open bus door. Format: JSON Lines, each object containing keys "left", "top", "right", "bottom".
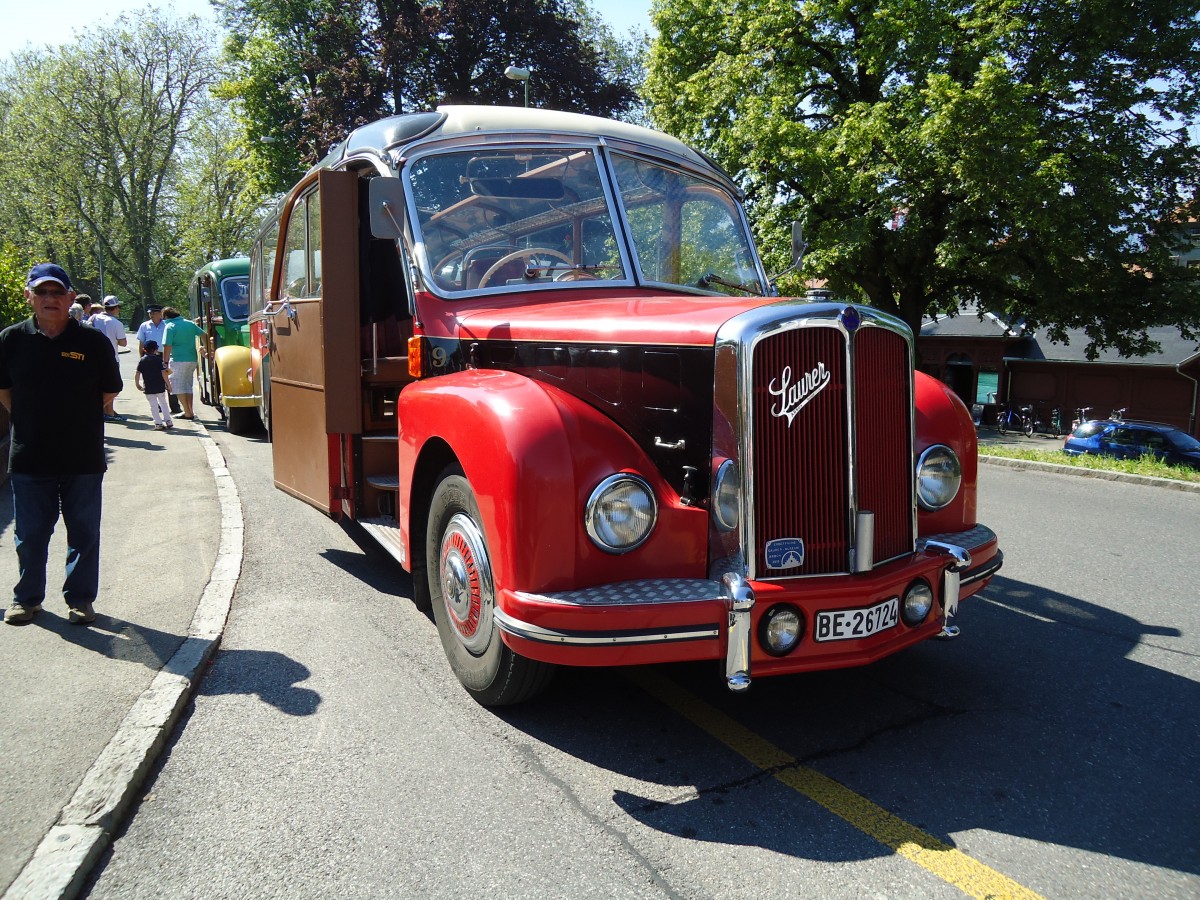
{"left": 199, "top": 280, "right": 219, "bottom": 411}
{"left": 268, "top": 169, "right": 362, "bottom": 515}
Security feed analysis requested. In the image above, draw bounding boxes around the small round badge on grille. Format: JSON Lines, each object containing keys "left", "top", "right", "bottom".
{"left": 840, "top": 306, "right": 861, "bottom": 331}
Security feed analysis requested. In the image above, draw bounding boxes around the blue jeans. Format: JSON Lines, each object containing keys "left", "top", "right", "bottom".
{"left": 10, "top": 473, "right": 104, "bottom": 608}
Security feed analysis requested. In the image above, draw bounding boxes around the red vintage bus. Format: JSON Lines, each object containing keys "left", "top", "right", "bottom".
{"left": 248, "top": 106, "right": 1001, "bottom": 705}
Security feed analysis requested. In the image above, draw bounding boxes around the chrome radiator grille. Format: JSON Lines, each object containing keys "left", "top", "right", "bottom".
{"left": 750, "top": 322, "right": 913, "bottom": 578}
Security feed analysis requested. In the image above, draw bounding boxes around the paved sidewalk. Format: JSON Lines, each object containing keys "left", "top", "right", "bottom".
{"left": 0, "top": 349, "right": 239, "bottom": 899}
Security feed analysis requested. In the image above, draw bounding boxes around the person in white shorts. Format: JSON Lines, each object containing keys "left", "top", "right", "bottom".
{"left": 161, "top": 307, "right": 206, "bottom": 420}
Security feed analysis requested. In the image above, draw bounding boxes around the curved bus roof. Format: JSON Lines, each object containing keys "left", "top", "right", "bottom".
{"left": 318, "top": 105, "right": 729, "bottom": 189}
{"left": 193, "top": 257, "right": 250, "bottom": 281}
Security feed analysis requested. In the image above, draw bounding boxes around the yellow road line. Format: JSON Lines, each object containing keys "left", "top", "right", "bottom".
{"left": 631, "top": 671, "right": 1044, "bottom": 900}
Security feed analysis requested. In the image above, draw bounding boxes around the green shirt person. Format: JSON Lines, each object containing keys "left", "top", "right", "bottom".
{"left": 161, "top": 307, "right": 207, "bottom": 419}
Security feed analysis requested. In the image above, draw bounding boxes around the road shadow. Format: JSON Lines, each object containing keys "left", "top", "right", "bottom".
{"left": 494, "top": 575, "right": 1199, "bottom": 875}
{"left": 198, "top": 648, "right": 321, "bottom": 716}
{"left": 202, "top": 417, "right": 269, "bottom": 442}
{"left": 20, "top": 610, "right": 185, "bottom": 671}
{"left": 321, "top": 522, "right": 415, "bottom": 600}
{"left": 10, "top": 612, "right": 319, "bottom": 716}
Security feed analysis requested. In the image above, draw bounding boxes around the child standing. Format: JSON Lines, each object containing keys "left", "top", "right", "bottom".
{"left": 135, "top": 340, "right": 174, "bottom": 430}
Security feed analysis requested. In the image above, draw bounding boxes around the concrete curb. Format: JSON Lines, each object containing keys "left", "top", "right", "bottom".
{"left": 3, "top": 424, "right": 242, "bottom": 900}
{"left": 979, "top": 453, "right": 1200, "bottom": 494}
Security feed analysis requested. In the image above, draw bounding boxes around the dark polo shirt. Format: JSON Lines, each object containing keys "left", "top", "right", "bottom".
{"left": 0, "top": 316, "right": 123, "bottom": 475}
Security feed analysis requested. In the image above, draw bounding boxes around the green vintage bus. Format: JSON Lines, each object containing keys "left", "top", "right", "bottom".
{"left": 188, "top": 257, "right": 261, "bottom": 434}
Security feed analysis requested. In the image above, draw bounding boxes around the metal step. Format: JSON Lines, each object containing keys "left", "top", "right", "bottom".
{"left": 365, "top": 474, "right": 400, "bottom": 490}
{"left": 359, "top": 516, "right": 406, "bottom": 567}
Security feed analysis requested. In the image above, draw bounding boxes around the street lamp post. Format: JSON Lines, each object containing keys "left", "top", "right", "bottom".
{"left": 504, "top": 65, "right": 530, "bottom": 107}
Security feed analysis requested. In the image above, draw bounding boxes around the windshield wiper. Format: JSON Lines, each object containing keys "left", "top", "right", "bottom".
{"left": 697, "top": 272, "right": 763, "bottom": 296}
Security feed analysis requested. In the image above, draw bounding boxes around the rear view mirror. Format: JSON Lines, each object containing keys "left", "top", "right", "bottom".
{"left": 369, "top": 177, "right": 407, "bottom": 239}
{"left": 468, "top": 177, "right": 565, "bottom": 200}
{"left": 464, "top": 153, "right": 567, "bottom": 200}
{"left": 791, "top": 221, "right": 807, "bottom": 268}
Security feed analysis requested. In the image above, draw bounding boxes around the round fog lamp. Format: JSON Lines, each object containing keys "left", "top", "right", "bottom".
{"left": 759, "top": 604, "right": 804, "bottom": 656}
{"left": 902, "top": 580, "right": 934, "bottom": 626}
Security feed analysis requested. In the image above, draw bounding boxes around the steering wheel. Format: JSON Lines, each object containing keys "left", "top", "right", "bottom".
{"left": 479, "top": 248, "right": 573, "bottom": 288}
{"left": 553, "top": 268, "right": 597, "bottom": 282}
{"left": 433, "top": 249, "right": 464, "bottom": 275}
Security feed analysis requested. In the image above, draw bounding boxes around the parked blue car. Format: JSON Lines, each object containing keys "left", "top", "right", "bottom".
{"left": 1063, "top": 419, "right": 1200, "bottom": 469}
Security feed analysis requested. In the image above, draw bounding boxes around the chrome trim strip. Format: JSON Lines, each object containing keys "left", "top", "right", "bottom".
{"left": 493, "top": 608, "right": 719, "bottom": 646}
{"left": 962, "top": 549, "right": 1004, "bottom": 585}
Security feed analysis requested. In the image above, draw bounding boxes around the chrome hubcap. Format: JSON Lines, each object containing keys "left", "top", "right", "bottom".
{"left": 438, "top": 512, "right": 494, "bottom": 655}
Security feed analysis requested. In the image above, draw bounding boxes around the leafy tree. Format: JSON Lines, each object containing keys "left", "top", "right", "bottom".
{"left": 176, "top": 96, "right": 272, "bottom": 266}
{"left": 566, "top": 0, "right": 653, "bottom": 126}
{"left": 0, "top": 10, "right": 218, "bottom": 310}
{"left": 217, "top": 0, "right": 638, "bottom": 194}
{"left": 0, "top": 241, "right": 30, "bottom": 329}
{"left": 216, "top": 1, "right": 381, "bottom": 195}
{"left": 645, "top": 0, "right": 1200, "bottom": 356}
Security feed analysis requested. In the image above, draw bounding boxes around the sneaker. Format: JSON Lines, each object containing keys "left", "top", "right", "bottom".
{"left": 4, "top": 602, "right": 42, "bottom": 625}
{"left": 154, "top": 424, "right": 166, "bottom": 430}
{"left": 165, "top": 421, "right": 174, "bottom": 429}
{"left": 68, "top": 602, "right": 96, "bottom": 625}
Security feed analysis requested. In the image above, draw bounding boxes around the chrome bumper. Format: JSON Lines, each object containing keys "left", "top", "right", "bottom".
{"left": 501, "top": 525, "right": 1001, "bottom": 693}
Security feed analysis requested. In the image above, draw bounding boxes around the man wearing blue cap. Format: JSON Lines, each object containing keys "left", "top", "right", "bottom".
{"left": 0, "top": 263, "right": 123, "bottom": 625}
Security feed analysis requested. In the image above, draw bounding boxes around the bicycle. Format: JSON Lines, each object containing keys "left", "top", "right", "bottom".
{"left": 1070, "top": 406, "right": 1093, "bottom": 432}
{"left": 1038, "top": 406, "right": 1064, "bottom": 437}
{"left": 997, "top": 404, "right": 1035, "bottom": 437}
{"left": 1110, "top": 407, "right": 1127, "bottom": 422}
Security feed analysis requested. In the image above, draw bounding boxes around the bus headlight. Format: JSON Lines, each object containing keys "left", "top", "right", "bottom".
{"left": 916, "top": 445, "right": 962, "bottom": 510}
{"left": 712, "top": 459, "right": 740, "bottom": 532}
{"left": 585, "top": 474, "right": 657, "bottom": 553}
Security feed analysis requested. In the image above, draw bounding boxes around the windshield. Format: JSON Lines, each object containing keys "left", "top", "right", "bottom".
{"left": 609, "top": 153, "right": 762, "bottom": 295}
{"left": 221, "top": 276, "right": 250, "bottom": 321}
{"left": 409, "top": 148, "right": 627, "bottom": 295}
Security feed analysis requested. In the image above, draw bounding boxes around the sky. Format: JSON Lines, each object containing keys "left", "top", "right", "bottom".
{"left": 0, "top": 0, "right": 654, "bottom": 61}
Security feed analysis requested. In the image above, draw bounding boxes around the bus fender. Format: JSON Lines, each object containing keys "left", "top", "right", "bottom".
{"left": 915, "top": 371, "right": 979, "bottom": 533}
{"left": 396, "top": 370, "right": 707, "bottom": 593}
{"left": 213, "top": 344, "right": 256, "bottom": 407}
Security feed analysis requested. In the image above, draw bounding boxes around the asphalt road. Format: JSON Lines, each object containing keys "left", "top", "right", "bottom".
{"left": 84, "top": 428, "right": 1199, "bottom": 899}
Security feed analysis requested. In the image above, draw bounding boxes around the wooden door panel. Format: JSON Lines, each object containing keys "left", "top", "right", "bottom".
{"left": 269, "top": 169, "right": 362, "bottom": 515}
